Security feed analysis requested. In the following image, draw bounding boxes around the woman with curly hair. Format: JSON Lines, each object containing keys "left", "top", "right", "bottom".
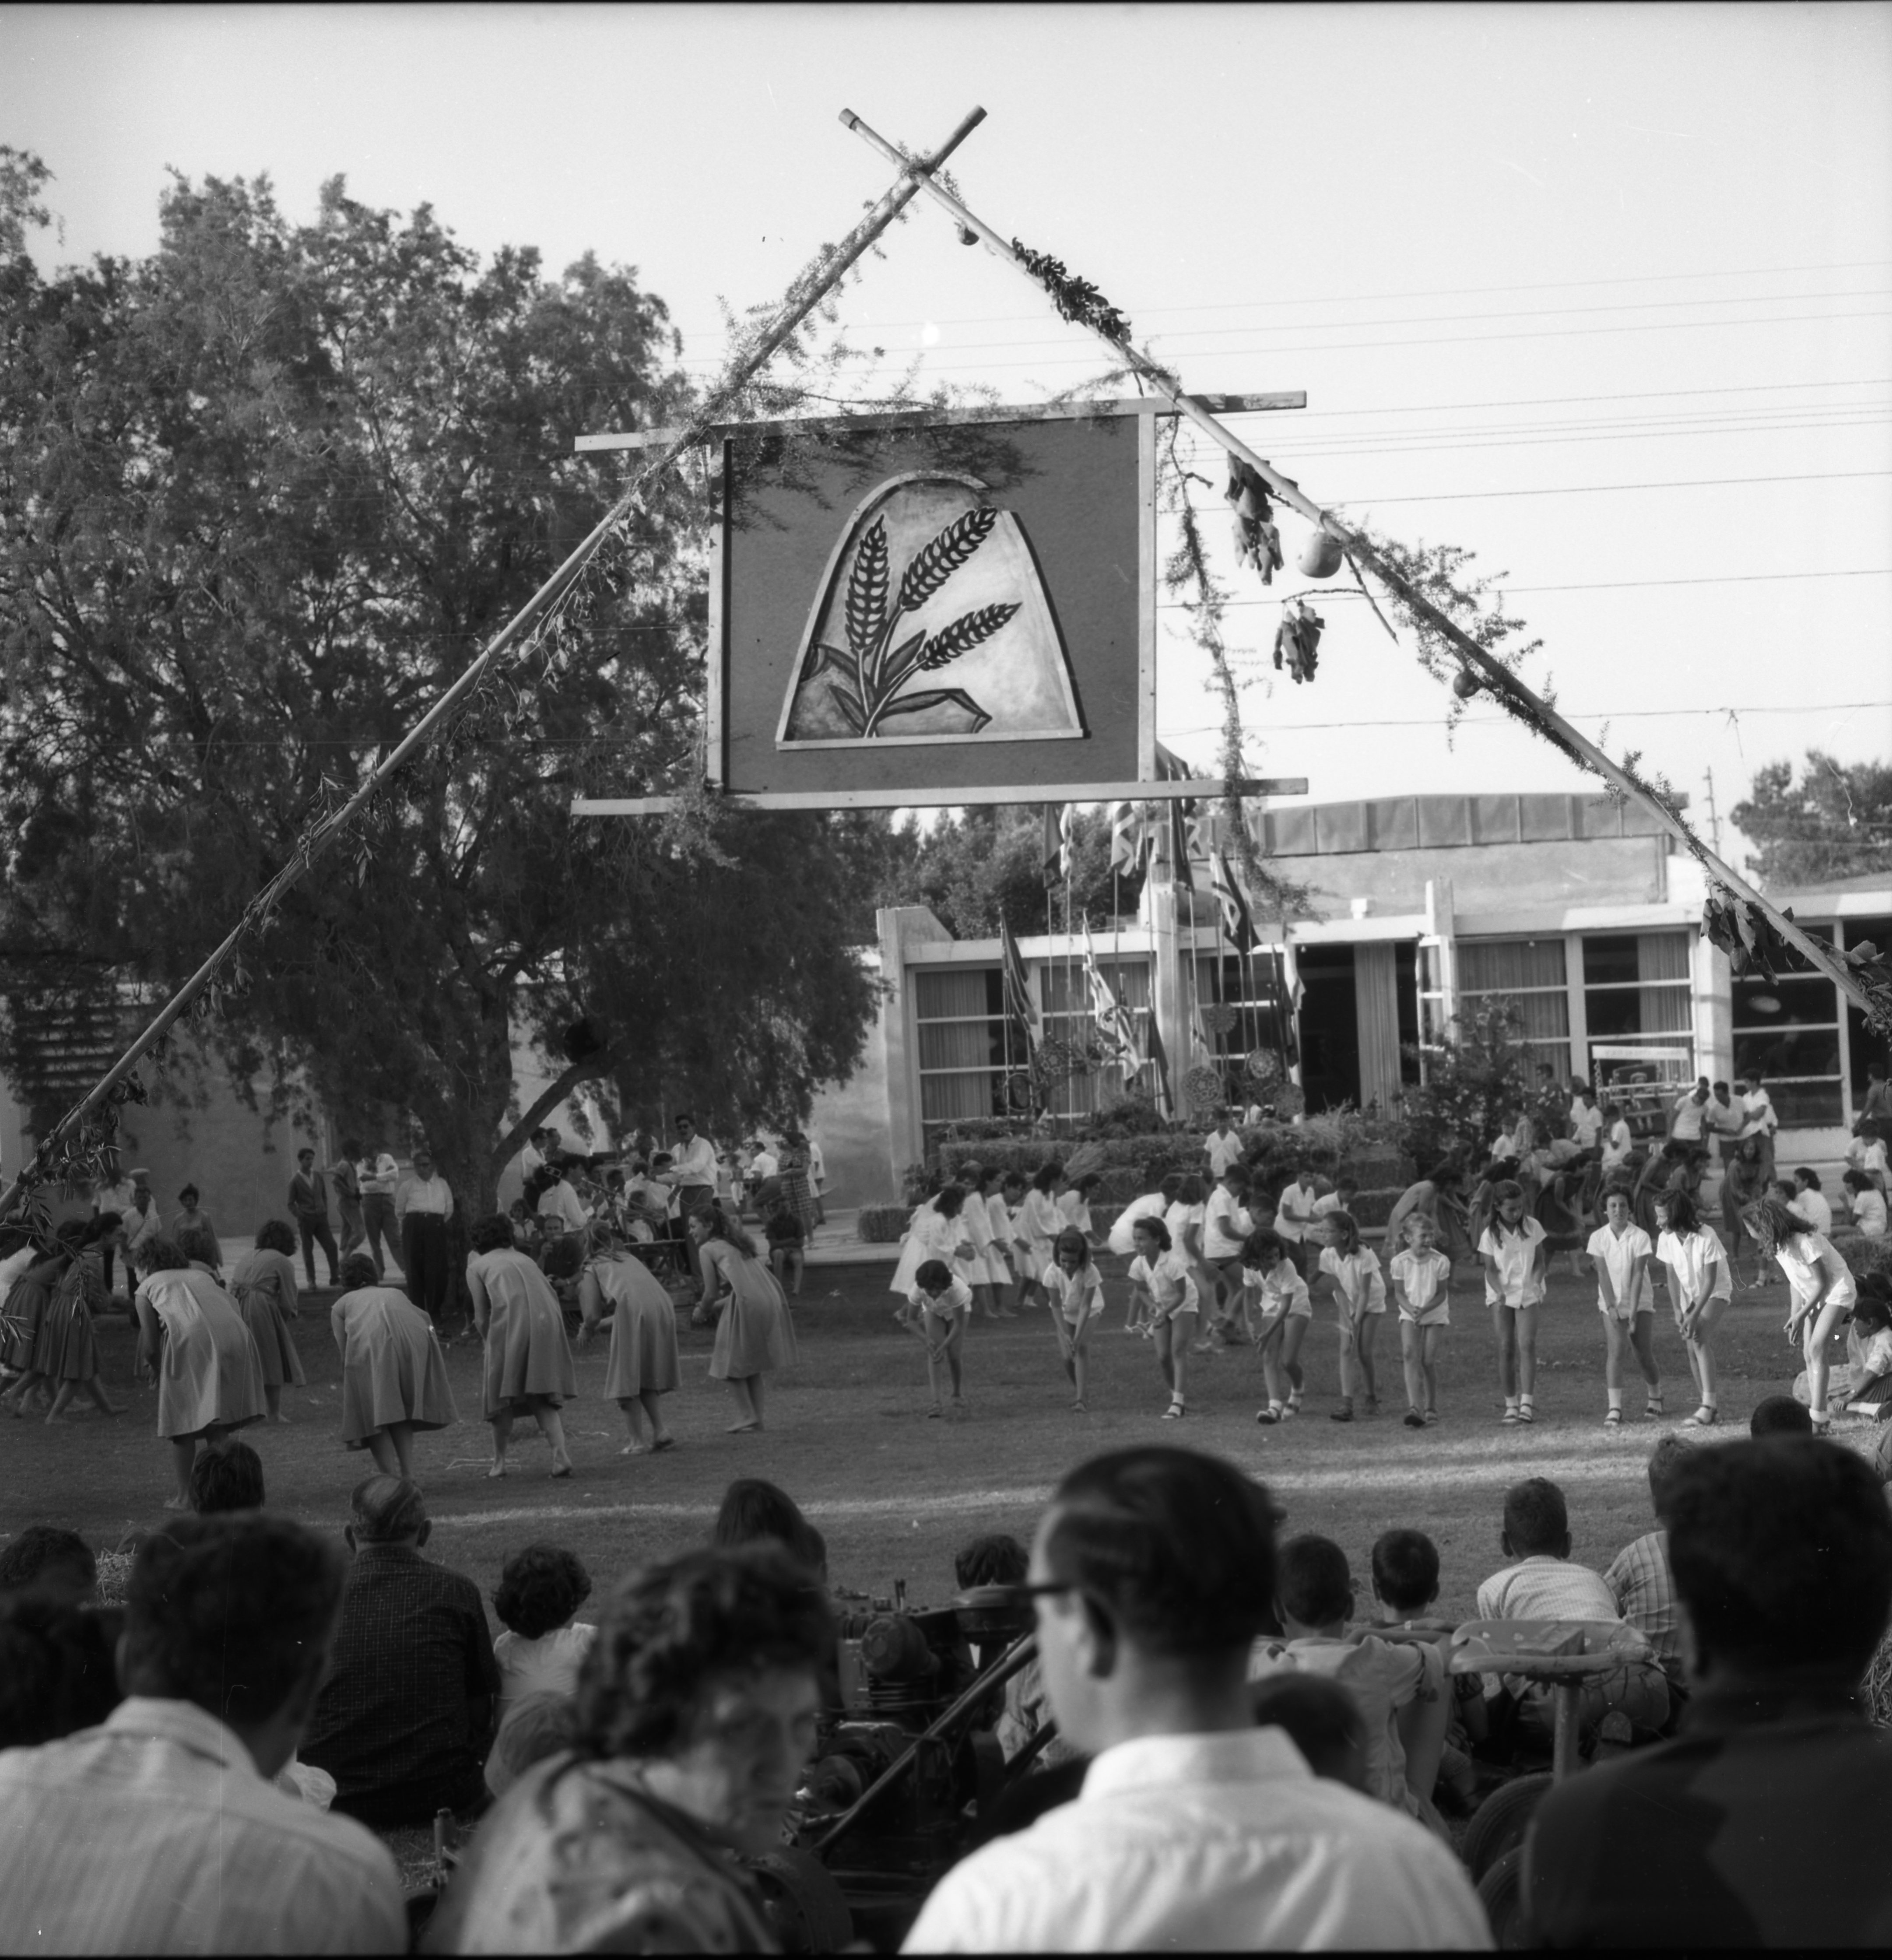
{"left": 467, "top": 1215, "right": 577, "bottom": 1480}
{"left": 490, "top": 1544, "right": 597, "bottom": 1722}
{"left": 330, "top": 1250, "right": 458, "bottom": 1480}
{"left": 430, "top": 1545, "right": 827, "bottom": 1953}
{"left": 227, "top": 1220, "right": 306, "bottom": 1423}
{"left": 688, "top": 1205, "right": 796, "bottom": 1435}
{"left": 1754, "top": 1194, "right": 1858, "bottom": 1435}
{"left": 576, "top": 1222, "right": 679, "bottom": 1456}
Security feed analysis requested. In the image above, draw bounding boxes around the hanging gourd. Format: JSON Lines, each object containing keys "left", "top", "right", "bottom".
{"left": 1225, "top": 459, "right": 1283, "bottom": 585}
{"left": 1274, "top": 597, "right": 1324, "bottom": 685}
{"left": 1452, "top": 667, "right": 1483, "bottom": 700}
{"left": 1298, "top": 528, "right": 1343, "bottom": 579}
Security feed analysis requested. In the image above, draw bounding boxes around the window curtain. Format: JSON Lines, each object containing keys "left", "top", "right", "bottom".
{"left": 916, "top": 969, "right": 1004, "bottom": 1121}
{"left": 1636, "top": 932, "right": 1692, "bottom": 1036}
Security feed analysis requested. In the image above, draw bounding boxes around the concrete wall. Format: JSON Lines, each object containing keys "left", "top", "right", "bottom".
{"left": 807, "top": 960, "right": 897, "bottom": 1208}
{"left": 1289, "top": 835, "right": 1669, "bottom": 922}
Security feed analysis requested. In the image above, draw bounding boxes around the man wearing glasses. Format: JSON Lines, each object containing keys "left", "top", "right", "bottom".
{"left": 904, "top": 1447, "right": 1488, "bottom": 1951}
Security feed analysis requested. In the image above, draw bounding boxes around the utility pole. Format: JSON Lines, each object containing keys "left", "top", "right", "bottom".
{"left": 1703, "top": 769, "right": 1721, "bottom": 855}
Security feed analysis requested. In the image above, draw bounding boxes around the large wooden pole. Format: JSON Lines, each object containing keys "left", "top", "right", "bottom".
{"left": 839, "top": 108, "right": 1883, "bottom": 1031}
{"left": 0, "top": 109, "right": 991, "bottom": 1229}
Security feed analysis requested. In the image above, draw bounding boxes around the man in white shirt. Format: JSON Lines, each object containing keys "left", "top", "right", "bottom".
{"left": 1569, "top": 1088, "right": 1604, "bottom": 1153}
{"left": 1204, "top": 1112, "right": 1245, "bottom": 1181}
{"left": 118, "top": 1166, "right": 162, "bottom": 1293}
{"left": 1735, "top": 1074, "right": 1779, "bottom": 1184}
{"left": 1599, "top": 1101, "right": 1635, "bottom": 1177}
{"left": 93, "top": 1153, "right": 137, "bottom": 1296}
{"left": 394, "top": 1147, "right": 456, "bottom": 1327}
{"left": 357, "top": 1141, "right": 404, "bottom": 1280}
{"left": 536, "top": 1161, "right": 590, "bottom": 1236}
{"left": 1272, "top": 1167, "right": 1322, "bottom": 1277}
{"left": 747, "top": 1138, "right": 780, "bottom": 1184}
{"left": 0, "top": 1511, "right": 406, "bottom": 1953}
{"left": 664, "top": 1114, "right": 719, "bottom": 1218}
{"left": 1669, "top": 1080, "right": 1712, "bottom": 1145}
{"left": 1201, "top": 1167, "right": 1255, "bottom": 1342}
{"left": 902, "top": 1447, "right": 1488, "bottom": 1953}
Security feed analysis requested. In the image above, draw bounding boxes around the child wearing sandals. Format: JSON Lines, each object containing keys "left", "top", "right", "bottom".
{"left": 1314, "top": 1209, "right": 1386, "bottom": 1423}
{"left": 1585, "top": 1185, "right": 1663, "bottom": 1427}
{"left": 1652, "top": 1189, "right": 1733, "bottom": 1429}
{"left": 1126, "top": 1215, "right": 1199, "bottom": 1420}
{"left": 901, "top": 1258, "right": 972, "bottom": 1417}
{"left": 1753, "top": 1195, "right": 1857, "bottom": 1433}
{"left": 1387, "top": 1211, "right": 1452, "bottom": 1429}
{"left": 1479, "top": 1180, "right": 1548, "bottom": 1426}
{"left": 1241, "top": 1228, "right": 1310, "bottom": 1426}
{"left": 1039, "top": 1227, "right": 1106, "bottom": 1413}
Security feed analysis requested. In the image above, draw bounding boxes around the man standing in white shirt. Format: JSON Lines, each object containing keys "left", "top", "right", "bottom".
{"left": 1735, "top": 1073, "right": 1779, "bottom": 1185}
{"left": 1204, "top": 1111, "right": 1245, "bottom": 1182}
{"left": 1201, "top": 1166, "right": 1255, "bottom": 1342}
{"left": 1273, "top": 1167, "right": 1322, "bottom": 1278}
{"left": 395, "top": 1147, "right": 455, "bottom": 1327}
{"left": 902, "top": 1447, "right": 1488, "bottom": 1953}
{"left": 665, "top": 1114, "right": 720, "bottom": 1221}
{"left": 0, "top": 1511, "right": 406, "bottom": 1953}
{"left": 1669, "top": 1079, "right": 1712, "bottom": 1146}
{"left": 358, "top": 1141, "right": 403, "bottom": 1280}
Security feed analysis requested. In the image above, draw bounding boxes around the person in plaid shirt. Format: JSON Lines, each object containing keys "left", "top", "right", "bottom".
{"left": 1605, "top": 1436, "right": 1692, "bottom": 1690}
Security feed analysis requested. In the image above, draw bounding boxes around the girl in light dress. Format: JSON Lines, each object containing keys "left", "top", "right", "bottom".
{"left": 1314, "top": 1209, "right": 1387, "bottom": 1424}
{"left": 901, "top": 1257, "right": 972, "bottom": 1416}
{"left": 576, "top": 1222, "right": 679, "bottom": 1455}
{"left": 1241, "top": 1228, "right": 1310, "bottom": 1426}
{"left": 1111, "top": 1174, "right": 1183, "bottom": 1331}
{"left": 1126, "top": 1216, "right": 1199, "bottom": 1421}
{"left": 132, "top": 1234, "right": 268, "bottom": 1510}
{"left": 171, "top": 1186, "right": 219, "bottom": 1264}
{"left": 690, "top": 1204, "right": 797, "bottom": 1434}
{"left": 955, "top": 1163, "right": 1008, "bottom": 1321}
{"left": 1387, "top": 1210, "right": 1453, "bottom": 1430}
{"left": 1165, "top": 1175, "right": 1219, "bottom": 1356}
{"left": 889, "top": 1184, "right": 980, "bottom": 1300}
{"left": 1583, "top": 1186, "right": 1663, "bottom": 1427}
{"left": 1039, "top": 1227, "right": 1106, "bottom": 1413}
{"left": 227, "top": 1219, "right": 307, "bottom": 1423}
{"left": 1652, "top": 1189, "right": 1734, "bottom": 1429}
{"left": 1752, "top": 1195, "right": 1857, "bottom": 1434}
{"left": 466, "top": 1213, "right": 579, "bottom": 1479}
{"left": 1011, "top": 1165, "right": 1065, "bottom": 1314}
{"left": 979, "top": 1167, "right": 1022, "bottom": 1318}
{"left": 330, "top": 1250, "right": 458, "bottom": 1480}
{"left": 35, "top": 1217, "right": 124, "bottom": 1423}
{"left": 1479, "top": 1179, "right": 1549, "bottom": 1427}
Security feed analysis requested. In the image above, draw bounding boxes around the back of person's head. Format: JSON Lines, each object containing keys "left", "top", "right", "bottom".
{"left": 1755, "top": 1196, "right": 1815, "bottom": 1250}
{"left": 470, "top": 1213, "right": 516, "bottom": 1255}
{"left": 1039, "top": 1447, "right": 1276, "bottom": 1658}
{"left": 1249, "top": 1672, "right": 1368, "bottom": 1791}
{"left": 1276, "top": 1534, "right": 1353, "bottom": 1630}
{"left": 1794, "top": 1166, "right": 1822, "bottom": 1192}
{"left": 1032, "top": 1163, "right": 1062, "bottom": 1194}
{"left": 1175, "top": 1173, "right": 1206, "bottom": 1206}
{"left": 486, "top": 1690, "right": 581, "bottom": 1799}
{"left": 932, "top": 1183, "right": 965, "bottom": 1219}
{"left": 348, "top": 1474, "right": 429, "bottom": 1544}
{"left": 0, "top": 1526, "right": 97, "bottom": 1603}
{"left": 494, "top": 1543, "right": 593, "bottom": 1639}
{"left": 1751, "top": 1394, "right": 1815, "bottom": 1437}
{"left": 122, "top": 1514, "right": 347, "bottom": 1728}
{"left": 1665, "top": 1439, "right": 1892, "bottom": 1683}
{"left": 176, "top": 1224, "right": 219, "bottom": 1268}
{"left": 189, "top": 1440, "right": 265, "bottom": 1515}
{"left": 914, "top": 1258, "right": 952, "bottom": 1294}
{"left": 1158, "top": 1173, "right": 1184, "bottom": 1202}
{"left": 337, "top": 1250, "right": 379, "bottom": 1290}
{"left": 1370, "top": 1528, "right": 1440, "bottom": 1616}
{"left": 0, "top": 1595, "right": 122, "bottom": 1747}
{"left": 254, "top": 1219, "right": 296, "bottom": 1257}
{"left": 1503, "top": 1477, "right": 1570, "bottom": 1557}
{"left": 712, "top": 1477, "right": 825, "bottom": 1578}
{"left": 1646, "top": 1435, "right": 1693, "bottom": 1516}
{"left": 954, "top": 1533, "right": 1028, "bottom": 1589}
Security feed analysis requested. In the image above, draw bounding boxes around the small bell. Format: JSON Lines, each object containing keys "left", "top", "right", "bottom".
{"left": 1298, "top": 530, "right": 1343, "bottom": 579}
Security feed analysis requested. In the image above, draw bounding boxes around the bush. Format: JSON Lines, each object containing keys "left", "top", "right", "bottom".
{"left": 857, "top": 1204, "right": 912, "bottom": 1244}
{"left": 1397, "top": 998, "right": 1533, "bottom": 1170}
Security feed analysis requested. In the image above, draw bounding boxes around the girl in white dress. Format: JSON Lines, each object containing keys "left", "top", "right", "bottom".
{"left": 1111, "top": 1174, "right": 1183, "bottom": 1330}
{"left": 889, "top": 1185, "right": 979, "bottom": 1299}
{"left": 982, "top": 1171, "right": 1021, "bottom": 1318}
{"left": 1039, "top": 1227, "right": 1106, "bottom": 1413}
{"left": 955, "top": 1164, "right": 1006, "bottom": 1321}
{"left": 1754, "top": 1195, "right": 1857, "bottom": 1433}
{"left": 1012, "top": 1166, "right": 1065, "bottom": 1314}
{"left": 1652, "top": 1189, "right": 1734, "bottom": 1428}
{"left": 1583, "top": 1187, "right": 1662, "bottom": 1426}
{"left": 1127, "top": 1216, "right": 1199, "bottom": 1421}
{"left": 1314, "top": 1209, "right": 1387, "bottom": 1423}
{"left": 1478, "top": 1180, "right": 1548, "bottom": 1426}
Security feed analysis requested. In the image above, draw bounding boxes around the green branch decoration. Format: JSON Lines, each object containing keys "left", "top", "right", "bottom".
{"left": 1011, "top": 240, "right": 1133, "bottom": 344}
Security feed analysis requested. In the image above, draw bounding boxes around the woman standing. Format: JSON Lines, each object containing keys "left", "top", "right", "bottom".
{"left": 172, "top": 1186, "right": 219, "bottom": 1261}
{"left": 1719, "top": 1138, "right": 1768, "bottom": 1287}
{"left": 1013, "top": 1166, "right": 1065, "bottom": 1314}
{"left": 132, "top": 1236, "right": 267, "bottom": 1509}
{"left": 776, "top": 1132, "right": 821, "bottom": 1242}
{"left": 36, "top": 1217, "right": 124, "bottom": 1422}
{"left": 1754, "top": 1194, "right": 1858, "bottom": 1434}
{"left": 955, "top": 1164, "right": 1007, "bottom": 1321}
{"left": 330, "top": 1250, "right": 458, "bottom": 1479}
{"left": 577, "top": 1223, "right": 679, "bottom": 1455}
{"left": 467, "top": 1215, "right": 578, "bottom": 1479}
{"left": 690, "top": 1205, "right": 797, "bottom": 1434}
{"left": 1652, "top": 1189, "right": 1734, "bottom": 1429}
{"left": 228, "top": 1220, "right": 307, "bottom": 1423}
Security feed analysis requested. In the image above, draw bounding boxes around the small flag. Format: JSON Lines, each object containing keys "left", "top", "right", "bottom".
{"left": 1144, "top": 1005, "right": 1173, "bottom": 1115}
{"left": 1041, "top": 804, "right": 1071, "bottom": 886}
{"left": 1279, "top": 934, "right": 1304, "bottom": 1072}
{"left": 1169, "top": 800, "right": 1196, "bottom": 893}
{"left": 1000, "top": 917, "right": 1040, "bottom": 1050}
{"left": 1188, "top": 803, "right": 1220, "bottom": 863}
{"left": 1109, "top": 800, "right": 1149, "bottom": 875}
{"left": 1212, "top": 849, "right": 1258, "bottom": 955}
{"left": 1082, "top": 925, "right": 1141, "bottom": 1076}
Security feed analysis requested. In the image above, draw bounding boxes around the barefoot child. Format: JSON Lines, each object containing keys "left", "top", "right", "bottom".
{"left": 1039, "top": 1227, "right": 1105, "bottom": 1412}
{"left": 1653, "top": 1189, "right": 1734, "bottom": 1429}
{"left": 1127, "top": 1216, "right": 1199, "bottom": 1420}
{"left": 1013, "top": 1166, "right": 1064, "bottom": 1314}
{"left": 1315, "top": 1210, "right": 1386, "bottom": 1423}
{"left": 1479, "top": 1180, "right": 1548, "bottom": 1425}
{"left": 1753, "top": 1194, "right": 1857, "bottom": 1433}
{"left": 1388, "top": 1212, "right": 1451, "bottom": 1428}
{"left": 1584, "top": 1186, "right": 1663, "bottom": 1426}
{"left": 902, "top": 1258, "right": 971, "bottom": 1417}
{"left": 1242, "top": 1228, "right": 1310, "bottom": 1426}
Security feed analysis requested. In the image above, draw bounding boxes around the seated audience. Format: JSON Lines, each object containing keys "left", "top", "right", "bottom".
{"left": 0, "top": 1593, "right": 121, "bottom": 1747}
{"left": 0, "top": 1513, "right": 404, "bottom": 1952}
{"left": 1604, "top": 1436, "right": 1692, "bottom": 1686}
{"left": 765, "top": 1196, "right": 807, "bottom": 1296}
{"left": 485, "top": 1544, "right": 596, "bottom": 1795}
{"left": 1751, "top": 1392, "right": 1815, "bottom": 1437}
{"left": 901, "top": 1446, "right": 1488, "bottom": 1951}
{"left": 481, "top": 1688, "right": 580, "bottom": 1802}
{"left": 1247, "top": 1673, "right": 1368, "bottom": 1791}
{"left": 954, "top": 1531, "right": 1077, "bottom": 1770}
{"left": 301, "top": 1475, "right": 500, "bottom": 1827}
{"left": 713, "top": 1475, "right": 828, "bottom": 1579}
{"left": 1843, "top": 1168, "right": 1888, "bottom": 1238}
{"left": 1369, "top": 1527, "right": 1485, "bottom": 1804}
{"left": 1476, "top": 1477, "right": 1669, "bottom": 1737}
{"left": 0, "top": 1524, "right": 97, "bottom": 1604}
{"left": 1252, "top": 1533, "right": 1449, "bottom": 1826}
{"left": 1525, "top": 1438, "right": 1892, "bottom": 1945}
{"left": 189, "top": 1436, "right": 267, "bottom": 1513}
{"left": 428, "top": 1546, "right": 827, "bottom": 1952}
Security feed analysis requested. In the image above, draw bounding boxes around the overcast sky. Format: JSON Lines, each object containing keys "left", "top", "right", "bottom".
{"left": 4, "top": 3, "right": 1888, "bottom": 866}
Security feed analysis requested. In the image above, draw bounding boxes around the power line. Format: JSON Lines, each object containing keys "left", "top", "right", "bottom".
{"left": 1183, "top": 567, "right": 1892, "bottom": 609}
{"left": 1159, "top": 701, "right": 1891, "bottom": 734}
{"left": 1222, "top": 375, "right": 1892, "bottom": 422}
{"left": 1326, "top": 467, "right": 1892, "bottom": 506}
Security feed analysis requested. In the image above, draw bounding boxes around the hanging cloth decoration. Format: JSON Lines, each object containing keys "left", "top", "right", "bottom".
{"left": 1274, "top": 597, "right": 1324, "bottom": 685}
{"left": 1226, "top": 459, "right": 1283, "bottom": 585}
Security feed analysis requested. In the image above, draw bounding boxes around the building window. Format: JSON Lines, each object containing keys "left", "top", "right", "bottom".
{"left": 1580, "top": 930, "right": 1694, "bottom": 1095}
{"left": 1457, "top": 939, "right": 1573, "bottom": 1079}
{"left": 1192, "top": 952, "right": 1293, "bottom": 1085}
{"left": 914, "top": 969, "right": 1015, "bottom": 1134}
{"left": 1844, "top": 916, "right": 1892, "bottom": 1122}
{"left": 1733, "top": 920, "right": 1846, "bottom": 1128}
{"left": 1040, "top": 958, "right": 1154, "bottom": 1122}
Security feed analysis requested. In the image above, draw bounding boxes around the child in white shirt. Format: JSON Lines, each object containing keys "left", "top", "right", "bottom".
{"left": 1039, "top": 1229, "right": 1106, "bottom": 1414}
{"left": 1653, "top": 1190, "right": 1733, "bottom": 1429}
{"left": 902, "top": 1258, "right": 973, "bottom": 1416}
{"left": 1479, "top": 1180, "right": 1548, "bottom": 1426}
{"left": 1843, "top": 1287, "right": 1892, "bottom": 1415}
{"left": 1843, "top": 1170, "right": 1888, "bottom": 1238}
{"left": 1127, "top": 1216, "right": 1199, "bottom": 1421}
{"left": 486, "top": 1544, "right": 595, "bottom": 1794}
{"left": 1388, "top": 1213, "right": 1452, "bottom": 1429}
{"left": 1315, "top": 1210, "right": 1387, "bottom": 1424}
{"left": 1583, "top": 1186, "right": 1662, "bottom": 1426}
{"left": 1241, "top": 1229, "right": 1311, "bottom": 1425}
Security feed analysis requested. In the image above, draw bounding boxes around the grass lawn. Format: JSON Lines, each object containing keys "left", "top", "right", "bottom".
{"left": 7, "top": 1252, "right": 1873, "bottom": 1627}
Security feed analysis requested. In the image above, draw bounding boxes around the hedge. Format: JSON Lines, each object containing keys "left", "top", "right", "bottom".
{"left": 931, "top": 1125, "right": 1413, "bottom": 1197}
{"left": 857, "top": 1204, "right": 912, "bottom": 1244}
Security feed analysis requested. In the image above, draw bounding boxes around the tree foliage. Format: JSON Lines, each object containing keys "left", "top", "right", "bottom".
{"left": 1397, "top": 997, "right": 1532, "bottom": 1171}
{"left": 0, "top": 163, "right": 879, "bottom": 1205}
{"left": 1731, "top": 751, "right": 1892, "bottom": 890}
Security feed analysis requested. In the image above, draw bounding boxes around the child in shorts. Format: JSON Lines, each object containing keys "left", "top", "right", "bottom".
{"left": 1241, "top": 1228, "right": 1311, "bottom": 1426}
{"left": 1314, "top": 1209, "right": 1386, "bottom": 1423}
{"left": 1127, "top": 1215, "right": 1199, "bottom": 1421}
{"left": 1388, "top": 1212, "right": 1451, "bottom": 1428}
{"left": 902, "top": 1257, "right": 972, "bottom": 1417}
{"left": 1039, "top": 1226, "right": 1106, "bottom": 1413}
{"left": 1480, "top": 1179, "right": 1548, "bottom": 1426}
{"left": 1583, "top": 1185, "right": 1662, "bottom": 1426}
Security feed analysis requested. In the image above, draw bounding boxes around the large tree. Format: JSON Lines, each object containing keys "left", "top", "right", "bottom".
{"left": 0, "top": 164, "right": 878, "bottom": 1208}
{"left": 1732, "top": 752, "right": 1892, "bottom": 889}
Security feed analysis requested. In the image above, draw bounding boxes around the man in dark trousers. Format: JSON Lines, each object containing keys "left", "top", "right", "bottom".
{"left": 393, "top": 1147, "right": 455, "bottom": 1328}
{"left": 288, "top": 1147, "right": 341, "bottom": 1289}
